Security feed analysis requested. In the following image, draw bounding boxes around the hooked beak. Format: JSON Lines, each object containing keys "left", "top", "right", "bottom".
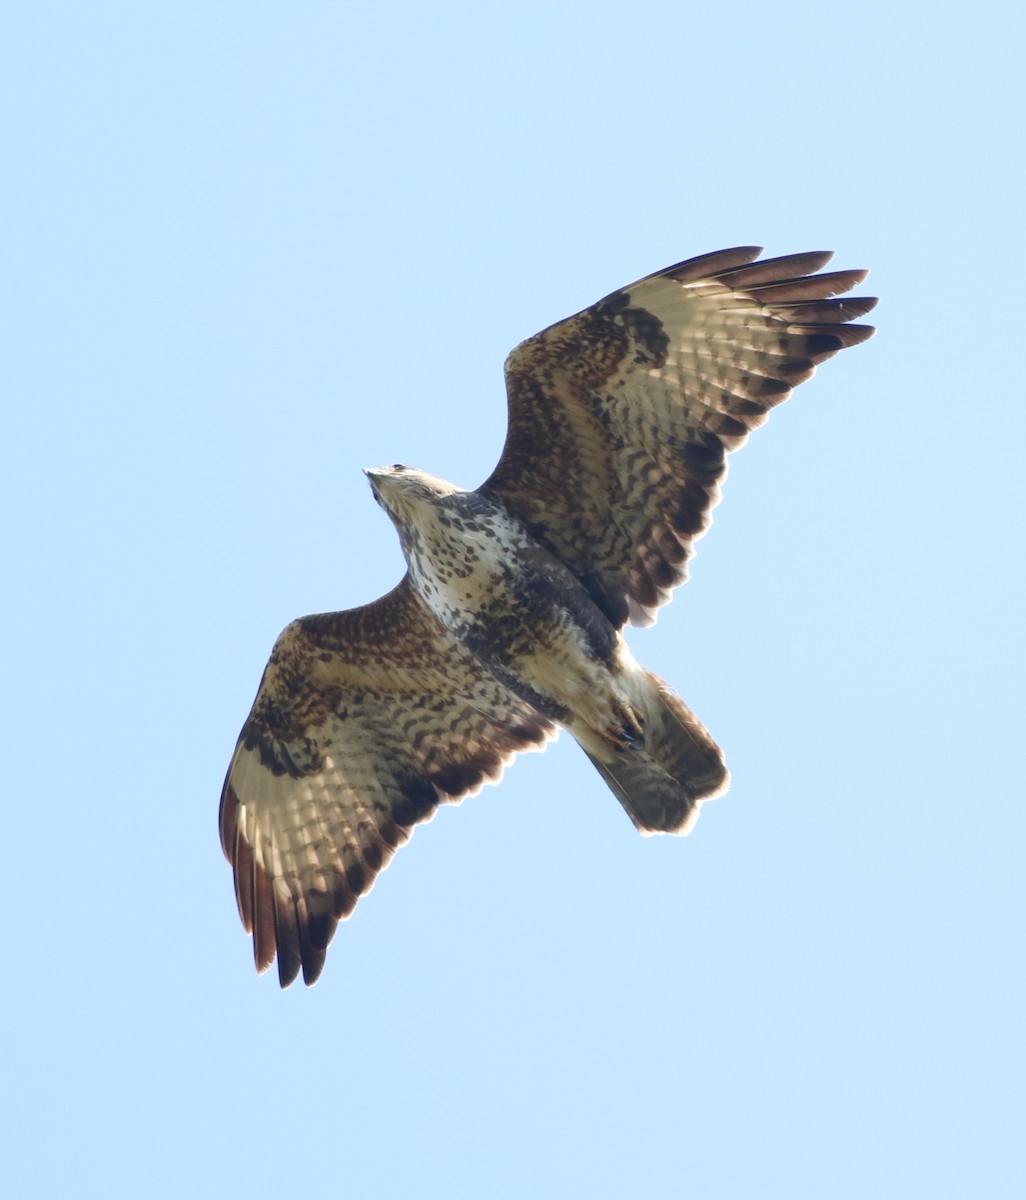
{"left": 364, "top": 465, "right": 399, "bottom": 507}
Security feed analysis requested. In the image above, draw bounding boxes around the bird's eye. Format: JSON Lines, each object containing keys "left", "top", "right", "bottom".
{"left": 391, "top": 463, "right": 407, "bottom": 473}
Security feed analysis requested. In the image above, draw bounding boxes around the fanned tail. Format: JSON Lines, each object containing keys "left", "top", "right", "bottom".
{"left": 580, "top": 670, "right": 728, "bottom": 834}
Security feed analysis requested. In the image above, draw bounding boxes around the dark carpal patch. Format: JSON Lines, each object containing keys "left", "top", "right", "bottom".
{"left": 595, "top": 290, "right": 670, "bottom": 369}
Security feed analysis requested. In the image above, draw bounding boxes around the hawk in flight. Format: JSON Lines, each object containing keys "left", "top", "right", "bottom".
{"left": 220, "top": 246, "right": 875, "bottom": 986}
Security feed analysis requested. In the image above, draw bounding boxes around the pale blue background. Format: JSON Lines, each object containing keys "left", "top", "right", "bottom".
{"left": 4, "top": 2, "right": 1023, "bottom": 1197}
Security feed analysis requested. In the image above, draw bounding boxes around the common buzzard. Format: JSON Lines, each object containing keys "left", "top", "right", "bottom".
{"left": 220, "top": 246, "right": 875, "bottom": 985}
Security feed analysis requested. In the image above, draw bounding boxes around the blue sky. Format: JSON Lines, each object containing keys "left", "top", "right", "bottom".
{"left": 4, "top": 2, "right": 1023, "bottom": 1197}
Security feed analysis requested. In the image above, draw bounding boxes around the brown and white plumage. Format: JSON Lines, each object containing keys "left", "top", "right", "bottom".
{"left": 485, "top": 247, "right": 875, "bottom": 628}
{"left": 220, "top": 246, "right": 875, "bottom": 985}
{"left": 220, "top": 579, "right": 554, "bottom": 987}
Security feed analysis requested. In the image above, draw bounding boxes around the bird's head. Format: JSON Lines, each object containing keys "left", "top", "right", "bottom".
{"left": 363, "top": 464, "right": 462, "bottom": 524}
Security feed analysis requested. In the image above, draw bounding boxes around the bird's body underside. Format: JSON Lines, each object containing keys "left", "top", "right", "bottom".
{"left": 369, "top": 469, "right": 727, "bottom": 833}
{"left": 220, "top": 245, "right": 876, "bottom": 985}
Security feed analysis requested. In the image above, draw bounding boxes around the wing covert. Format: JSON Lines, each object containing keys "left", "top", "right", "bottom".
{"left": 481, "top": 246, "right": 876, "bottom": 627}
{"left": 219, "top": 576, "right": 554, "bottom": 986}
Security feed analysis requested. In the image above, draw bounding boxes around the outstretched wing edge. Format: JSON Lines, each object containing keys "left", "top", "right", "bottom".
{"left": 219, "top": 576, "right": 555, "bottom": 987}
{"left": 482, "top": 246, "right": 876, "bottom": 628}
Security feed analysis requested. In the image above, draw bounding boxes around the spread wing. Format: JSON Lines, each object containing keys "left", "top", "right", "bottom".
{"left": 219, "top": 576, "right": 554, "bottom": 987}
{"left": 481, "top": 247, "right": 876, "bottom": 628}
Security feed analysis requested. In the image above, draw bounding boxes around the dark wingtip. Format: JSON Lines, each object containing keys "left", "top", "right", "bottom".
{"left": 709, "top": 250, "right": 836, "bottom": 287}
{"left": 661, "top": 246, "right": 764, "bottom": 284}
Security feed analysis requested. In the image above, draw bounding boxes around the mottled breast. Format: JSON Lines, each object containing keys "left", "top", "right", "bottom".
{"left": 405, "top": 491, "right": 617, "bottom": 695}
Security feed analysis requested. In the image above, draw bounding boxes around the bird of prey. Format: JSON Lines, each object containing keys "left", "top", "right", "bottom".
{"left": 220, "top": 245, "right": 875, "bottom": 986}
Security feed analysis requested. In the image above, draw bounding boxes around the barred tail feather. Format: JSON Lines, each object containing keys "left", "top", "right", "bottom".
{"left": 582, "top": 670, "right": 728, "bottom": 834}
